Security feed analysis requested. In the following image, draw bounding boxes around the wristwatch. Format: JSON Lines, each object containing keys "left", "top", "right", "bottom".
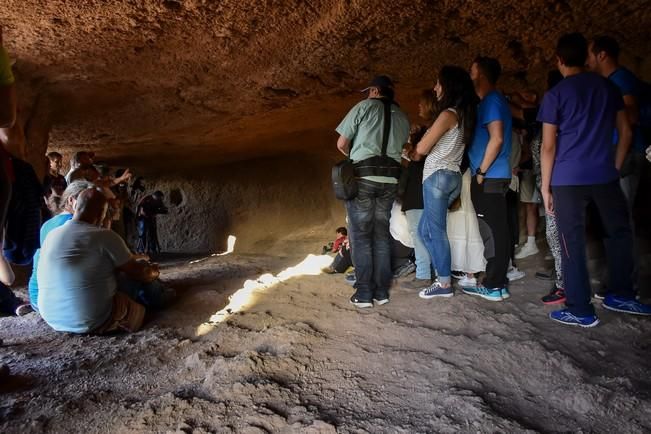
{"left": 475, "top": 168, "right": 486, "bottom": 176}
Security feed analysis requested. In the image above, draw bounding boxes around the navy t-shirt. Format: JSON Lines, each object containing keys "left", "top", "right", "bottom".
{"left": 537, "top": 72, "right": 624, "bottom": 186}
{"left": 609, "top": 67, "right": 645, "bottom": 153}
{"left": 468, "top": 90, "right": 512, "bottom": 179}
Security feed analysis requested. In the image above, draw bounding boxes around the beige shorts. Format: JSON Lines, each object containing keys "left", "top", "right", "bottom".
{"left": 94, "top": 292, "right": 145, "bottom": 334}
{"left": 519, "top": 170, "right": 541, "bottom": 204}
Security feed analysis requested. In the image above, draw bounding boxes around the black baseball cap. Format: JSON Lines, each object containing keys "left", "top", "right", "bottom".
{"left": 361, "top": 75, "right": 395, "bottom": 92}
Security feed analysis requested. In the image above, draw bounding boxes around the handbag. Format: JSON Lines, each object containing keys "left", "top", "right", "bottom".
{"left": 332, "top": 159, "right": 358, "bottom": 200}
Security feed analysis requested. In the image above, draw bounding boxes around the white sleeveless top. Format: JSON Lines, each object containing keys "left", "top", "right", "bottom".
{"left": 423, "top": 108, "right": 465, "bottom": 182}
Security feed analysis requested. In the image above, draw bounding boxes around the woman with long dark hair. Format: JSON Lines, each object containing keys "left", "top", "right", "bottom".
{"left": 412, "top": 65, "right": 478, "bottom": 298}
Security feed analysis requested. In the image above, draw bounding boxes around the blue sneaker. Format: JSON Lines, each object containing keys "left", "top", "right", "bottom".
{"left": 549, "top": 309, "right": 599, "bottom": 328}
{"left": 462, "top": 285, "right": 503, "bottom": 301}
{"left": 419, "top": 281, "right": 454, "bottom": 299}
{"left": 602, "top": 295, "right": 651, "bottom": 316}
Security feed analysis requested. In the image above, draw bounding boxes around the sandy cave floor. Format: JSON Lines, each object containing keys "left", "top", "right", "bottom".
{"left": 1, "top": 248, "right": 651, "bottom": 433}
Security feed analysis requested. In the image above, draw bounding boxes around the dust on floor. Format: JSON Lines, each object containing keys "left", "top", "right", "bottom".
{"left": 1, "top": 252, "right": 650, "bottom": 433}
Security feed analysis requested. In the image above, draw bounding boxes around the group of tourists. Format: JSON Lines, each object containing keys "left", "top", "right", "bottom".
{"left": 335, "top": 32, "right": 651, "bottom": 328}
{"left": 0, "top": 25, "right": 174, "bottom": 359}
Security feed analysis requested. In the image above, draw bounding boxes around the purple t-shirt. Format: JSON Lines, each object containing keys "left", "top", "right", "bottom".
{"left": 537, "top": 72, "right": 624, "bottom": 186}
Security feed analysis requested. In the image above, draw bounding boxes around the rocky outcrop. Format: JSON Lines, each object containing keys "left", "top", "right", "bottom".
{"left": 2, "top": 1, "right": 650, "bottom": 251}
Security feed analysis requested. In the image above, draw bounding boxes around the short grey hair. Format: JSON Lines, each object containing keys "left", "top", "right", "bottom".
{"left": 59, "top": 180, "right": 96, "bottom": 212}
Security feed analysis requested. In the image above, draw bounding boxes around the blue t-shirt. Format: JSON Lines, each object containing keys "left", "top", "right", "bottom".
{"left": 609, "top": 67, "right": 645, "bottom": 153}
{"left": 468, "top": 90, "right": 512, "bottom": 179}
{"left": 28, "top": 213, "right": 73, "bottom": 310}
{"left": 537, "top": 72, "right": 624, "bottom": 186}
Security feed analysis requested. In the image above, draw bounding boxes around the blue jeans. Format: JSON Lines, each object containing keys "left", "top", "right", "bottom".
{"left": 345, "top": 180, "right": 398, "bottom": 301}
{"left": 405, "top": 209, "right": 431, "bottom": 279}
{"left": 419, "top": 170, "right": 461, "bottom": 285}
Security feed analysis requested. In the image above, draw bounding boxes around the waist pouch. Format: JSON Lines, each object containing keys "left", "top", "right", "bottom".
{"left": 353, "top": 156, "right": 403, "bottom": 179}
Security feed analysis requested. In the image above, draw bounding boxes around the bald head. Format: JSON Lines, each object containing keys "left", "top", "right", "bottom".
{"left": 73, "top": 188, "right": 108, "bottom": 225}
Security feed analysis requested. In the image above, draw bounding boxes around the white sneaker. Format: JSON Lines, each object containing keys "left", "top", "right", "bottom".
{"left": 458, "top": 275, "right": 477, "bottom": 288}
{"left": 515, "top": 242, "right": 539, "bottom": 259}
{"left": 507, "top": 267, "right": 525, "bottom": 281}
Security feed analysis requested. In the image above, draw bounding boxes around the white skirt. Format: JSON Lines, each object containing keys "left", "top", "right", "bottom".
{"left": 447, "top": 170, "right": 486, "bottom": 274}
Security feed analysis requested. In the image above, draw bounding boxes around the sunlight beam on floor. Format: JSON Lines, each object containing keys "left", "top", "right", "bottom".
{"left": 195, "top": 254, "right": 333, "bottom": 336}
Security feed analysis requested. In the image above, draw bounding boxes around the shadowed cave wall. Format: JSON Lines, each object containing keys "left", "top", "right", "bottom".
{"left": 2, "top": 0, "right": 651, "bottom": 254}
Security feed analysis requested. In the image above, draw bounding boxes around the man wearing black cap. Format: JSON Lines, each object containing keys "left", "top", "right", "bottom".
{"left": 335, "top": 75, "right": 410, "bottom": 308}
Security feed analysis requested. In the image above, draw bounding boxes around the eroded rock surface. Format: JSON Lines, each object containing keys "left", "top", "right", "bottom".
{"left": 2, "top": 1, "right": 651, "bottom": 171}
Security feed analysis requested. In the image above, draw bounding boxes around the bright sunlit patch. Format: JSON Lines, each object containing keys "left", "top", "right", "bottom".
{"left": 189, "top": 235, "right": 237, "bottom": 264}
{"left": 195, "top": 254, "right": 333, "bottom": 336}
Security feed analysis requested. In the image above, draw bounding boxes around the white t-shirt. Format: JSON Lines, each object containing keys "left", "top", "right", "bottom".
{"left": 38, "top": 220, "right": 132, "bottom": 333}
{"left": 423, "top": 108, "right": 465, "bottom": 182}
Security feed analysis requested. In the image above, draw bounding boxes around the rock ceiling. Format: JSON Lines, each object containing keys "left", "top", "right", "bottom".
{"left": 2, "top": 0, "right": 650, "bottom": 173}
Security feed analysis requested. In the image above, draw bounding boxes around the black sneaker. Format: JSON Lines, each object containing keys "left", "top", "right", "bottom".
{"left": 349, "top": 294, "right": 373, "bottom": 308}
{"left": 542, "top": 287, "right": 566, "bottom": 305}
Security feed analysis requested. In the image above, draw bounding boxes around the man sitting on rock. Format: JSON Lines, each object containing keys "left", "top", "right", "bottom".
{"left": 37, "top": 188, "right": 175, "bottom": 334}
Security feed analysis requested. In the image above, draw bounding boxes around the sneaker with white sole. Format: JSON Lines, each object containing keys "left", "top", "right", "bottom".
{"left": 462, "top": 285, "right": 504, "bottom": 301}
{"left": 373, "top": 297, "right": 390, "bottom": 306}
{"left": 393, "top": 261, "right": 416, "bottom": 278}
{"left": 451, "top": 270, "right": 465, "bottom": 280}
{"left": 602, "top": 295, "right": 651, "bottom": 316}
{"left": 349, "top": 294, "right": 373, "bottom": 308}
{"left": 15, "top": 304, "right": 34, "bottom": 316}
{"left": 549, "top": 309, "right": 599, "bottom": 327}
{"left": 515, "top": 242, "right": 539, "bottom": 260}
{"left": 419, "top": 281, "right": 454, "bottom": 299}
{"left": 458, "top": 275, "right": 477, "bottom": 288}
{"left": 507, "top": 267, "right": 525, "bottom": 281}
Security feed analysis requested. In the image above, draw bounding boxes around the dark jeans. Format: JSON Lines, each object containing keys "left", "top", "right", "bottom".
{"left": 137, "top": 217, "right": 160, "bottom": 255}
{"left": 331, "top": 246, "right": 352, "bottom": 273}
{"left": 0, "top": 282, "right": 22, "bottom": 315}
{"left": 553, "top": 181, "right": 634, "bottom": 317}
{"left": 345, "top": 180, "right": 398, "bottom": 301}
{"left": 471, "top": 177, "right": 511, "bottom": 289}
{"left": 506, "top": 189, "right": 520, "bottom": 263}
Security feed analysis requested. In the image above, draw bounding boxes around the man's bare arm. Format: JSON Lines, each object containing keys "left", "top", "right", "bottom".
{"left": 476, "top": 120, "right": 504, "bottom": 183}
{"left": 622, "top": 94, "right": 639, "bottom": 126}
{"left": 540, "top": 123, "right": 558, "bottom": 215}
{"left": 337, "top": 135, "right": 351, "bottom": 156}
{"left": 117, "top": 259, "right": 160, "bottom": 283}
{"left": 614, "top": 110, "right": 633, "bottom": 170}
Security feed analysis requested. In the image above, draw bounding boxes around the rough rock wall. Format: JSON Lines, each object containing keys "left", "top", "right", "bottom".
{"left": 2, "top": 1, "right": 651, "bottom": 250}
{"left": 150, "top": 152, "right": 342, "bottom": 254}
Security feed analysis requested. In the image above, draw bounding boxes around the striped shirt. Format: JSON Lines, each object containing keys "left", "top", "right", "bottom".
{"left": 423, "top": 108, "right": 464, "bottom": 182}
